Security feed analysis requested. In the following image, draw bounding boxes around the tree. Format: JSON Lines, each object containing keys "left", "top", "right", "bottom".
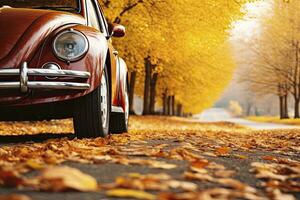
{"left": 239, "top": 0, "right": 300, "bottom": 119}
{"left": 100, "top": 0, "right": 255, "bottom": 115}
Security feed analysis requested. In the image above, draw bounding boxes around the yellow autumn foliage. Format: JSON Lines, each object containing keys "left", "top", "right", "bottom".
{"left": 100, "top": 0, "right": 254, "bottom": 113}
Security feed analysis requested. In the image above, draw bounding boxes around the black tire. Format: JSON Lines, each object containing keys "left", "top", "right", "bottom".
{"left": 110, "top": 85, "right": 129, "bottom": 134}
{"left": 73, "top": 67, "right": 110, "bottom": 138}
{"left": 110, "top": 112, "right": 128, "bottom": 134}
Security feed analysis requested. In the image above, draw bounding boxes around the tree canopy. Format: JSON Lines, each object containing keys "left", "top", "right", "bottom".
{"left": 100, "top": 0, "right": 254, "bottom": 114}
{"left": 239, "top": 0, "right": 300, "bottom": 118}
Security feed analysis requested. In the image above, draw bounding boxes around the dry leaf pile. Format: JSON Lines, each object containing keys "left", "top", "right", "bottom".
{"left": 0, "top": 116, "right": 299, "bottom": 199}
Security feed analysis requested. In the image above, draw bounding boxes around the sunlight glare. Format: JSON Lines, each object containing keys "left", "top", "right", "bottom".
{"left": 231, "top": 0, "right": 272, "bottom": 41}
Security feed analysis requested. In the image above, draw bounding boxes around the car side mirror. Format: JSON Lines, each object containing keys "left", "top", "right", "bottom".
{"left": 111, "top": 24, "right": 126, "bottom": 38}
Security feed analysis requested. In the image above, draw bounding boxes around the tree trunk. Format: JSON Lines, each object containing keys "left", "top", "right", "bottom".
{"left": 149, "top": 73, "right": 158, "bottom": 114}
{"left": 283, "top": 95, "right": 289, "bottom": 119}
{"left": 129, "top": 71, "right": 136, "bottom": 115}
{"left": 295, "top": 98, "right": 300, "bottom": 119}
{"left": 279, "top": 96, "right": 284, "bottom": 119}
{"left": 176, "top": 104, "right": 183, "bottom": 117}
{"left": 167, "top": 96, "right": 172, "bottom": 115}
{"left": 162, "top": 91, "right": 167, "bottom": 115}
{"left": 171, "top": 96, "right": 175, "bottom": 116}
{"left": 294, "top": 41, "right": 300, "bottom": 119}
{"left": 142, "top": 57, "right": 151, "bottom": 115}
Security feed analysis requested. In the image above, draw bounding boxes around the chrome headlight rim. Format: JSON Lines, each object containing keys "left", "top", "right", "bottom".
{"left": 53, "top": 29, "right": 89, "bottom": 62}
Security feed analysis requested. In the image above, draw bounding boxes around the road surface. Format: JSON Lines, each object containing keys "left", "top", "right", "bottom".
{"left": 0, "top": 116, "right": 299, "bottom": 200}
{"left": 195, "top": 108, "right": 299, "bottom": 130}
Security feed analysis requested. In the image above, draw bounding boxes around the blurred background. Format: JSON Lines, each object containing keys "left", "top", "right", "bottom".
{"left": 100, "top": 0, "right": 299, "bottom": 122}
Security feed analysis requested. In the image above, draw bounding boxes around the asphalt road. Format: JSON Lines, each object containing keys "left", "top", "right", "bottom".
{"left": 0, "top": 116, "right": 299, "bottom": 200}
{"left": 1, "top": 137, "right": 298, "bottom": 200}
{"left": 196, "top": 108, "right": 299, "bottom": 130}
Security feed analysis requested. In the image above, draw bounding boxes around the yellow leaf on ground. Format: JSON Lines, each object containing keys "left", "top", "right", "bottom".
{"left": 233, "top": 154, "right": 248, "bottom": 160}
{"left": 38, "top": 166, "right": 98, "bottom": 192}
{"left": 106, "top": 189, "right": 156, "bottom": 200}
{"left": 26, "top": 159, "right": 45, "bottom": 170}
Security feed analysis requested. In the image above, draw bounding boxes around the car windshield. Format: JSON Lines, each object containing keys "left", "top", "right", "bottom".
{"left": 0, "top": 0, "right": 80, "bottom": 13}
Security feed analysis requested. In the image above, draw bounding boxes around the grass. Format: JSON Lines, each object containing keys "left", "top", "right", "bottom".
{"left": 246, "top": 116, "right": 300, "bottom": 126}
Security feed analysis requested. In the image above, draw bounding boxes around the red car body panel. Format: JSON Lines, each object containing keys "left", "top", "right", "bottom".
{"left": 0, "top": 1, "right": 127, "bottom": 113}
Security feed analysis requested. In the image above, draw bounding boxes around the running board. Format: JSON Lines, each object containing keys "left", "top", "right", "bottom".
{"left": 111, "top": 106, "right": 124, "bottom": 113}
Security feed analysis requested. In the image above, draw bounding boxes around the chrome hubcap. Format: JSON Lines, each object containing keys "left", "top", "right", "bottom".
{"left": 100, "top": 71, "right": 108, "bottom": 128}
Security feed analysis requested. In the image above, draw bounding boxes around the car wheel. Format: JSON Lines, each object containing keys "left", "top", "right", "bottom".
{"left": 110, "top": 83, "right": 129, "bottom": 134}
{"left": 73, "top": 67, "right": 110, "bottom": 138}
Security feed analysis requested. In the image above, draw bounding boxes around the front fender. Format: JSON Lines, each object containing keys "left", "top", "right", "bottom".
{"left": 24, "top": 24, "right": 109, "bottom": 105}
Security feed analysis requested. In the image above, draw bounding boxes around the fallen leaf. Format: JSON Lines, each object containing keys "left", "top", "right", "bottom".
{"left": 215, "top": 147, "right": 231, "bottom": 156}
{"left": 106, "top": 189, "right": 156, "bottom": 200}
{"left": 38, "top": 166, "right": 98, "bottom": 192}
{"left": 149, "top": 161, "right": 177, "bottom": 169}
{"left": 234, "top": 154, "right": 248, "bottom": 159}
{"left": 256, "top": 171, "right": 287, "bottom": 181}
{"left": 167, "top": 180, "right": 198, "bottom": 191}
{"left": 203, "top": 152, "right": 217, "bottom": 157}
{"left": 251, "top": 162, "right": 288, "bottom": 181}
{"left": 158, "top": 192, "right": 197, "bottom": 200}
{"left": 128, "top": 173, "right": 171, "bottom": 180}
{"left": 214, "top": 170, "right": 235, "bottom": 178}
{"left": 190, "top": 159, "right": 209, "bottom": 171}
{"left": 262, "top": 156, "right": 277, "bottom": 162}
{"left": 26, "top": 159, "right": 45, "bottom": 170}
{"left": 184, "top": 171, "right": 214, "bottom": 182}
{"left": 267, "top": 189, "right": 295, "bottom": 200}
{"left": 159, "top": 188, "right": 267, "bottom": 200}
{"left": 126, "top": 159, "right": 177, "bottom": 169}
{"left": 216, "top": 178, "right": 256, "bottom": 193}
{"left": 170, "top": 148, "right": 203, "bottom": 161}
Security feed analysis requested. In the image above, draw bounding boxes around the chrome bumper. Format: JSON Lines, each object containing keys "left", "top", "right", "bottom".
{"left": 0, "top": 62, "right": 90, "bottom": 92}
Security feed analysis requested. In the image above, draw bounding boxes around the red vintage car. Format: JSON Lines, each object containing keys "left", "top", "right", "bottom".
{"left": 0, "top": 0, "right": 129, "bottom": 138}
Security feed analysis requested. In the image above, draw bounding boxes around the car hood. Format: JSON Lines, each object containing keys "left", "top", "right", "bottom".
{"left": 0, "top": 7, "right": 86, "bottom": 68}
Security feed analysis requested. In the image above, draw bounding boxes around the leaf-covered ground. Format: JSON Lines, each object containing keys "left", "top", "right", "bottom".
{"left": 0, "top": 116, "right": 299, "bottom": 200}
{"left": 247, "top": 116, "right": 300, "bottom": 126}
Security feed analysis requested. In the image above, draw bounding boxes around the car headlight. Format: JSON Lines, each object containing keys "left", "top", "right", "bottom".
{"left": 53, "top": 29, "right": 89, "bottom": 62}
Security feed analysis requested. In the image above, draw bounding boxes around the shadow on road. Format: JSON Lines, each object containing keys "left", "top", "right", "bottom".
{"left": 0, "top": 133, "right": 75, "bottom": 144}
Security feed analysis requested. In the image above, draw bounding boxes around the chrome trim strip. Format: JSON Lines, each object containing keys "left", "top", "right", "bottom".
{"left": 0, "top": 62, "right": 91, "bottom": 92}
{"left": 28, "top": 69, "right": 90, "bottom": 78}
{"left": 0, "top": 81, "right": 90, "bottom": 90}
{"left": 0, "top": 68, "right": 90, "bottom": 78}
{"left": 28, "top": 82, "right": 90, "bottom": 90}
{"left": 0, "top": 69, "right": 19, "bottom": 75}
{"left": 0, "top": 82, "right": 19, "bottom": 89}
